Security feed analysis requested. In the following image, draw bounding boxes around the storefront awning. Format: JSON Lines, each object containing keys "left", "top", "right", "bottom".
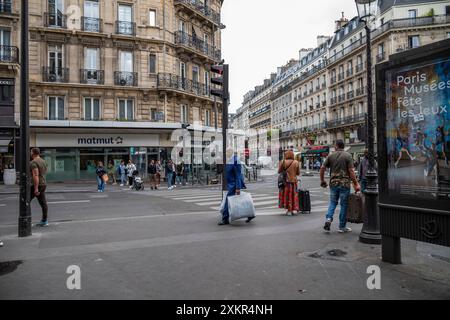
{"left": 345, "top": 145, "right": 366, "bottom": 155}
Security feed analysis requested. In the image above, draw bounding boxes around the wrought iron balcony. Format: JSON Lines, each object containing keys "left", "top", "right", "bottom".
{"left": 338, "top": 94, "right": 346, "bottom": 103}
{"left": 114, "top": 71, "right": 138, "bottom": 86}
{"left": 80, "top": 69, "right": 104, "bottom": 85}
{"left": 356, "top": 87, "right": 366, "bottom": 96}
{"left": 174, "top": 31, "right": 221, "bottom": 61}
{"left": 42, "top": 67, "right": 69, "bottom": 83}
{"left": 338, "top": 72, "right": 345, "bottom": 81}
{"left": 330, "top": 76, "right": 336, "bottom": 85}
{"left": 322, "top": 101, "right": 327, "bottom": 107}
{"left": 0, "top": 0, "right": 12, "bottom": 14}
{"left": 44, "top": 12, "right": 67, "bottom": 28}
{"left": 82, "top": 17, "right": 102, "bottom": 32}
{"left": 0, "top": 45, "right": 18, "bottom": 63}
{"left": 376, "top": 52, "right": 385, "bottom": 63}
{"left": 346, "top": 68, "right": 353, "bottom": 77}
{"left": 174, "top": 0, "right": 221, "bottom": 26}
{"left": 356, "top": 63, "right": 364, "bottom": 73}
{"left": 326, "top": 113, "right": 366, "bottom": 129}
{"left": 116, "top": 21, "right": 136, "bottom": 36}
{"left": 330, "top": 97, "right": 337, "bottom": 105}
{"left": 347, "top": 91, "right": 354, "bottom": 100}
{"left": 157, "top": 73, "right": 210, "bottom": 98}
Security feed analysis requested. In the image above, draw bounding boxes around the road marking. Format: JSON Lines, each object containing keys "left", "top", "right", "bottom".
{"left": 0, "top": 204, "right": 5, "bottom": 207}
{"left": 47, "top": 200, "right": 91, "bottom": 205}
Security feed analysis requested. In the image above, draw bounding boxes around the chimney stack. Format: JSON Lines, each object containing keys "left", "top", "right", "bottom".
{"left": 335, "top": 12, "right": 348, "bottom": 31}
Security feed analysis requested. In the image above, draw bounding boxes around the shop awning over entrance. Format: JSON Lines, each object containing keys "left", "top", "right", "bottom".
{"left": 345, "top": 144, "right": 366, "bottom": 155}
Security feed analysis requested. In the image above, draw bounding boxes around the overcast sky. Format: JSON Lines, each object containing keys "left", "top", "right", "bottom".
{"left": 221, "top": 0, "right": 358, "bottom": 113}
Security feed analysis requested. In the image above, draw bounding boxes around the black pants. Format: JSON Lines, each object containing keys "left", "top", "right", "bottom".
{"left": 30, "top": 185, "right": 48, "bottom": 221}
{"left": 128, "top": 176, "right": 134, "bottom": 186}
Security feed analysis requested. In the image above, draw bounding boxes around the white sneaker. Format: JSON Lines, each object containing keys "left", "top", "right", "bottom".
{"left": 338, "top": 227, "right": 352, "bottom": 233}
{"left": 0, "top": 241, "right": 3, "bottom": 247}
{"left": 120, "top": 184, "right": 124, "bottom": 187}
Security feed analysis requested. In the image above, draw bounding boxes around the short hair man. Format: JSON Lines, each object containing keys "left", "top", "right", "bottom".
{"left": 30, "top": 148, "right": 49, "bottom": 227}
{"left": 320, "top": 140, "right": 360, "bottom": 233}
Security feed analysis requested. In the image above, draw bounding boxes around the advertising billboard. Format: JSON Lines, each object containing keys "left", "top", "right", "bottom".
{"left": 380, "top": 54, "right": 450, "bottom": 211}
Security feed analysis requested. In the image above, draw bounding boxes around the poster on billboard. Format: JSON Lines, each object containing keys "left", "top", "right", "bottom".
{"left": 383, "top": 56, "right": 450, "bottom": 206}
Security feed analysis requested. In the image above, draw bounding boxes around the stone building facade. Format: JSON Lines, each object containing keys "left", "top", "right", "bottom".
{"left": 24, "top": 0, "right": 224, "bottom": 181}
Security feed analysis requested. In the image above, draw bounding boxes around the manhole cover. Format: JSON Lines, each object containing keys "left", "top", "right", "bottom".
{"left": 327, "top": 249, "right": 347, "bottom": 257}
{"left": 0, "top": 261, "right": 23, "bottom": 276}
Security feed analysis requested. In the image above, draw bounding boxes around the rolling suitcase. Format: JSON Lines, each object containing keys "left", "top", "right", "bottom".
{"left": 298, "top": 189, "right": 311, "bottom": 214}
{"left": 347, "top": 193, "right": 364, "bottom": 224}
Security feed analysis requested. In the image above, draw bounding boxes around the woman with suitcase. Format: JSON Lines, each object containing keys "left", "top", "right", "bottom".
{"left": 278, "top": 150, "right": 300, "bottom": 215}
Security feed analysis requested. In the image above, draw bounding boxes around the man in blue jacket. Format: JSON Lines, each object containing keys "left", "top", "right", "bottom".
{"left": 219, "top": 151, "right": 253, "bottom": 225}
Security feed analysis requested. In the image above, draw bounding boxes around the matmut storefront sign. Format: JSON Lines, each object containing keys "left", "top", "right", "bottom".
{"left": 36, "top": 134, "right": 160, "bottom": 148}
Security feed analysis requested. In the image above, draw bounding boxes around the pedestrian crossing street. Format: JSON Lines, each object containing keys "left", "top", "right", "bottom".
{"left": 144, "top": 187, "right": 331, "bottom": 215}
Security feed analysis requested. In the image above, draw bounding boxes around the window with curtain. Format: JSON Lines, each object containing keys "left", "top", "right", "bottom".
{"left": 149, "top": 10, "right": 156, "bottom": 26}
{"left": 48, "top": 96, "right": 65, "bottom": 120}
{"left": 118, "top": 99, "right": 134, "bottom": 120}
{"left": 84, "top": 97, "right": 100, "bottom": 121}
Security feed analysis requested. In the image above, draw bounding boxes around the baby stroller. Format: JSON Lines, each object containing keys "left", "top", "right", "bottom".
{"left": 132, "top": 170, "right": 145, "bottom": 191}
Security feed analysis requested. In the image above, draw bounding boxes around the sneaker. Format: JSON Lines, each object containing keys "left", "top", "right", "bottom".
{"left": 338, "top": 227, "right": 352, "bottom": 233}
{"left": 324, "top": 220, "right": 332, "bottom": 232}
{"left": 0, "top": 240, "right": 3, "bottom": 247}
{"left": 36, "top": 220, "right": 49, "bottom": 227}
{"left": 218, "top": 221, "right": 230, "bottom": 226}
{"left": 120, "top": 184, "right": 124, "bottom": 187}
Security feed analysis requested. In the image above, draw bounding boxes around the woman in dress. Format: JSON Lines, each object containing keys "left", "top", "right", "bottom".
{"left": 278, "top": 150, "right": 300, "bottom": 215}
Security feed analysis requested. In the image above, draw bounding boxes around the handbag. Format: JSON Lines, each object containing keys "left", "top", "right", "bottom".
{"left": 102, "top": 174, "right": 109, "bottom": 183}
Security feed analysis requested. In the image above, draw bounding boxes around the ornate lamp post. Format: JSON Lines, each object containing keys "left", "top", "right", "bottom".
{"left": 355, "top": 0, "right": 381, "bottom": 244}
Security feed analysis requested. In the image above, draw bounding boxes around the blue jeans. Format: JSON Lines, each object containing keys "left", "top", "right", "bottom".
{"left": 360, "top": 179, "right": 367, "bottom": 193}
{"left": 326, "top": 186, "right": 350, "bottom": 229}
{"left": 221, "top": 185, "right": 236, "bottom": 223}
{"left": 97, "top": 176, "right": 105, "bottom": 192}
{"left": 166, "top": 172, "right": 173, "bottom": 188}
{"left": 120, "top": 174, "right": 126, "bottom": 185}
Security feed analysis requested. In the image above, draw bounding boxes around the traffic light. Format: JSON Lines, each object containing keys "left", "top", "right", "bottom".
{"left": 210, "top": 64, "right": 229, "bottom": 100}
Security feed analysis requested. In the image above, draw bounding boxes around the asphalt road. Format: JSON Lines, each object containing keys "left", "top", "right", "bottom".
{"left": 0, "top": 175, "right": 449, "bottom": 300}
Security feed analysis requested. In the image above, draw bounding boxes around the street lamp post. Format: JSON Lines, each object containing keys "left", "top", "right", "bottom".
{"left": 355, "top": 0, "right": 381, "bottom": 244}
{"left": 18, "top": 0, "right": 31, "bottom": 237}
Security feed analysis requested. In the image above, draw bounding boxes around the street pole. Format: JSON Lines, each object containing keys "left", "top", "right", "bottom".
{"left": 359, "top": 23, "right": 381, "bottom": 244}
{"left": 221, "top": 65, "right": 229, "bottom": 193}
{"left": 19, "top": 0, "right": 31, "bottom": 237}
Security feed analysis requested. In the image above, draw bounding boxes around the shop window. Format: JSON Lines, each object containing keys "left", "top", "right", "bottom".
{"left": 84, "top": 97, "right": 101, "bottom": 121}
{"left": 0, "top": 80, "right": 14, "bottom": 105}
{"left": 118, "top": 99, "right": 134, "bottom": 121}
{"left": 48, "top": 96, "right": 65, "bottom": 120}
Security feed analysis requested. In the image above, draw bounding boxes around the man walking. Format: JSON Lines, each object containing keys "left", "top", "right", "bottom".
{"left": 30, "top": 148, "right": 49, "bottom": 227}
{"left": 320, "top": 140, "right": 360, "bottom": 233}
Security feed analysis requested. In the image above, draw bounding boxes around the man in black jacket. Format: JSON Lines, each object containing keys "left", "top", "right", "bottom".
{"left": 148, "top": 160, "right": 157, "bottom": 190}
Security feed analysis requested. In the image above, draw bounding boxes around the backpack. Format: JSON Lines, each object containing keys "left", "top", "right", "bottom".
{"left": 278, "top": 160, "right": 293, "bottom": 190}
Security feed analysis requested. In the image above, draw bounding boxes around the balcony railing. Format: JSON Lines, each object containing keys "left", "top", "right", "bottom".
{"left": 376, "top": 52, "right": 385, "bottom": 63}
{"left": 157, "top": 73, "right": 210, "bottom": 98}
{"left": 42, "top": 67, "right": 69, "bottom": 83}
{"left": 338, "top": 94, "right": 346, "bottom": 103}
{"left": 44, "top": 12, "right": 67, "bottom": 28}
{"left": 315, "top": 85, "right": 320, "bottom": 91}
{"left": 347, "top": 91, "right": 354, "bottom": 100}
{"left": 174, "top": 0, "right": 221, "bottom": 26}
{"left": 174, "top": 31, "right": 221, "bottom": 61}
{"left": 0, "top": 45, "right": 18, "bottom": 63}
{"left": 0, "top": 0, "right": 12, "bottom": 14}
{"left": 372, "top": 15, "right": 450, "bottom": 39}
{"left": 355, "top": 63, "right": 364, "bottom": 73}
{"left": 346, "top": 68, "right": 353, "bottom": 77}
{"left": 116, "top": 21, "right": 136, "bottom": 36}
{"left": 330, "top": 97, "right": 337, "bottom": 105}
{"left": 356, "top": 87, "right": 366, "bottom": 96}
{"left": 322, "top": 101, "right": 327, "bottom": 107}
{"left": 326, "top": 113, "right": 366, "bottom": 129}
{"left": 82, "top": 17, "right": 102, "bottom": 32}
{"left": 114, "top": 71, "right": 138, "bottom": 86}
{"left": 80, "top": 69, "right": 104, "bottom": 85}
{"left": 330, "top": 76, "right": 336, "bottom": 84}
{"left": 338, "top": 73, "right": 345, "bottom": 81}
